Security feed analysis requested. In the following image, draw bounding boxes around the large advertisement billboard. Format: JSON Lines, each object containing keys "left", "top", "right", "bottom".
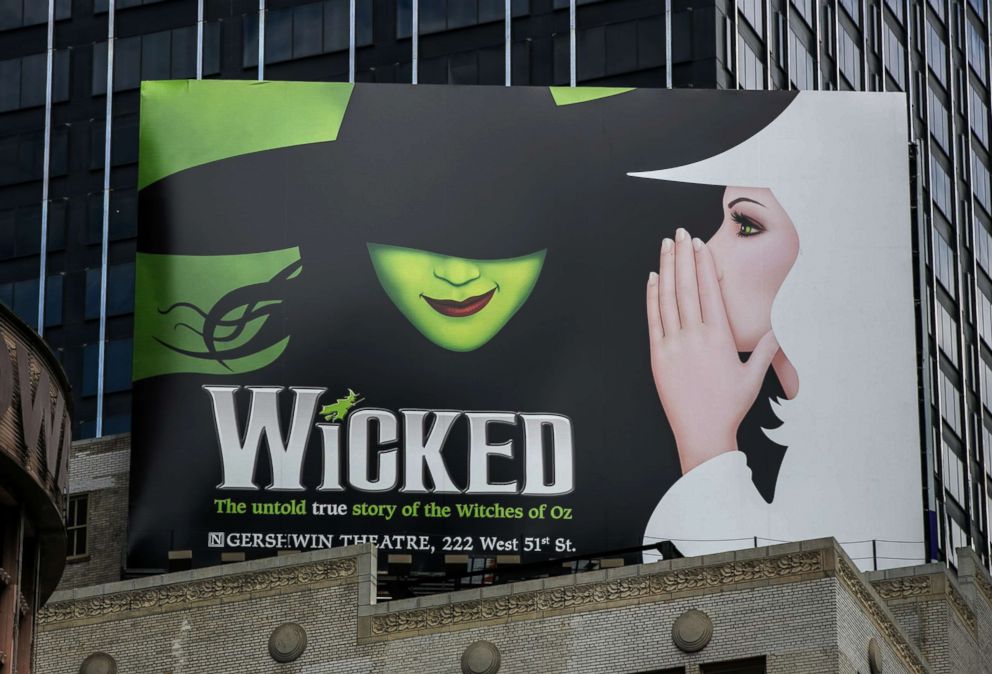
{"left": 129, "top": 81, "right": 924, "bottom": 572}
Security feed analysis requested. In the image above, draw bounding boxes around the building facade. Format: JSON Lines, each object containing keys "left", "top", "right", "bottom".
{"left": 32, "top": 537, "right": 992, "bottom": 673}
{"left": 0, "top": 303, "right": 73, "bottom": 673}
{"left": 1, "top": 0, "right": 991, "bottom": 577}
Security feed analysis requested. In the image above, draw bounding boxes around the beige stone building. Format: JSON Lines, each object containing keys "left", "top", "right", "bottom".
{"left": 33, "top": 536, "right": 992, "bottom": 674}
{"left": 31, "top": 434, "right": 992, "bottom": 674}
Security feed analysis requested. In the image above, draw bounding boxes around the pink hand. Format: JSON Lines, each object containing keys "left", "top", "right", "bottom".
{"left": 646, "top": 229, "right": 779, "bottom": 474}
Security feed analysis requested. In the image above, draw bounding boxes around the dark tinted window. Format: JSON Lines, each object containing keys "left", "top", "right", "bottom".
{"left": 46, "top": 274, "right": 63, "bottom": 327}
{"left": 105, "top": 338, "right": 133, "bottom": 393}
{"left": 107, "top": 262, "right": 135, "bottom": 316}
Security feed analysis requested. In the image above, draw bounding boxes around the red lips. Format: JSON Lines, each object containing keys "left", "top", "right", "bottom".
{"left": 422, "top": 288, "right": 497, "bottom": 317}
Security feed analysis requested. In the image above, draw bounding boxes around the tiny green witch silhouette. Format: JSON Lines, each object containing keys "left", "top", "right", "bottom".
{"left": 320, "top": 389, "right": 364, "bottom": 422}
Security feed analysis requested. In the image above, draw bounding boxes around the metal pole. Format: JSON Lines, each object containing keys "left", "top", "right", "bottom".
{"left": 665, "top": 0, "right": 672, "bottom": 87}
{"left": 505, "top": 0, "right": 512, "bottom": 86}
{"left": 569, "top": 0, "right": 577, "bottom": 86}
{"left": 196, "top": 0, "right": 204, "bottom": 80}
{"left": 38, "top": 0, "right": 55, "bottom": 334}
{"left": 412, "top": 0, "right": 419, "bottom": 84}
{"left": 258, "top": 0, "right": 265, "bottom": 81}
{"left": 349, "top": 0, "right": 356, "bottom": 83}
{"left": 97, "top": 0, "right": 117, "bottom": 438}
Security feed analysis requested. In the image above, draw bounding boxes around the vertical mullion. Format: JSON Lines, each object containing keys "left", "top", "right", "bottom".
{"left": 833, "top": 0, "right": 840, "bottom": 85}
{"left": 412, "top": 0, "right": 418, "bottom": 84}
{"left": 861, "top": 0, "right": 868, "bottom": 89}
{"left": 569, "top": 0, "right": 577, "bottom": 86}
{"left": 665, "top": 0, "right": 672, "bottom": 87}
{"left": 950, "top": 0, "right": 974, "bottom": 543}
{"left": 38, "top": 0, "right": 55, "bottom": 335}
{"left": 349, "top": 0, "right": 356, "bottom": 83}
{"left": 733, "top": 0, "right": 740, "bottom": 88}
{"left": 505, "top": 0, "right": 512, "bottom": 86}
{"left": 764, "top": 0, "right": 771, "bottom": 88}
{"left": 196, "top": 0, "right": 204, "bottom": 80}
{"left": 880, "top": 0, "right": 887, "bottom": 91}
{"left": 813, "top": 0, "right": 821, "bottom": 87}
{"left": 258, "top": 0, "right": 265, "bottom": 81}
{"left": 786, "top": 0, "right": 793, "bottom": 90}
{"left": 96, "top": 0, "right": 116, "bottom": 439}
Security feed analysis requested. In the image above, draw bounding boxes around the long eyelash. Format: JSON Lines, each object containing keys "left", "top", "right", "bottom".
{"left": 731, "top": 210, "right": 765, "bottom": 237}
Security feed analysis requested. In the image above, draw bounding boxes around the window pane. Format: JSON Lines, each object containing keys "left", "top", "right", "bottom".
{"left": 20, "top": 52, "right": 46, "bottom": 109}
{"left": 172, "top": 26, "right": 196, "bottom": 79}
{"left": 0, "top": 57, "right": 20, "bottom": 112}
{"left": 53, "top": 49, "right": 70, "bottom": 102}
{"left": 114, "top": 36, "right": 141, "bottom": 91}
{"left": 203, "top": 21, "right": 221, "bottom": 75}
{"left": 141, "top": 30, "right": 171, "bottom": 82}
{"left": 85, "top": 268, "right": 101, "bottom": 320}
{"left": 12, "top": 278, "right": 38, "bottom": 325}
{"left": 82, "top": 342, "right": 98, "bottom": 396}
{"left": 107, "top": 262, "right": 135, "bottom": 316}
{"left": 45, "top": 274, "right": 62, "bottom": 327}
{"left": 293, "top": 2, "right": 323, "bottom": 59}
{"left": 110, "top": 190, "right": 138, "bottom": 240}
{"left": 243, "top": 13, "right": 259, "bottom": 68}
{"left": 0, "top": 0, "right": 23, "bottom": 31}
{"left": 105, "top": 338, "right": 133, "bottom": 393}
{"left": 265, "top": 7, "right": 293, "bottom": 64}
{"left": 0, "top": 210, "right": 13, "bottom": 257}
{"left": 92, "top": 41, "right": 108, "bottom": 95}
{"left": 357, "top": 0, "right": 373, "bottom": 45}
{"left": 323, "top": 0, "right": 347, "bottom": 51}
{"left": 15, "top": 204, "right": 40, "bottom": 256}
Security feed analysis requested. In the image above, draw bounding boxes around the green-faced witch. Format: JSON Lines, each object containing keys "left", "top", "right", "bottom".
{"left": 367, "top": 243, "right": 546, "bottom": 352}
{"left": 129, "top": 80, "right": 800, "bottom": 575}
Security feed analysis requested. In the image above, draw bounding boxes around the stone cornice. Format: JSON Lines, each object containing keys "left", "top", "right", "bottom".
{"left": 972, "top": 569, "right": 992, "bottom": 607}
{"left": 947, "top": 584, "right": 978, "bottom": 637}
{"left": 38, "top": 557, "right": 357, "bottom": 627}
{"left": 367, "top": 550, "right": 824, "bottom": 638}
{"left": 869, "top": 570, "right": 978, "bottom": 640}
{"left": 872, "top": 576, "right": 932, "bottom": 600}
{"left": 836, "top": 559, "right": 929, "bottom": 674}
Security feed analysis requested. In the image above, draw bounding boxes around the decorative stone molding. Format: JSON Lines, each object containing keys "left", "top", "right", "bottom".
{"left": 947, "top": 584, "right": 977, "bottom": 637}
{"left": 672, "top": 609, "right": 713, "bottom": 653}
{"left": 461, "top": 640, "right": 501, "bottom": 674}
{"left": 268, "top": 622, "right": 307, "bottom": 663}
{"left": 835, "top": 559, "right": 927, "bottom": 674}
{"left": 370, "top": 551, "right": 822, "bottom": 637}
{"left": 39, "top": 557, "right": 356, "bottom": 626}
{"left": 872, "top": 576, "right": 932, "bottom": 600}
{"left": 973, "top": 572, "right": 992, "bottom": 607}
{"left": 79, "top": 652, "right": 117, "bottom": 674}
{"left": 868, "top": 638, "right": 883, "bottom": 674}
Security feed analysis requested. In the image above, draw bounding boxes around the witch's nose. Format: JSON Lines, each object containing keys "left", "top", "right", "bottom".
{"left": 433, "top": 258, "right": 481, "bottom": 286}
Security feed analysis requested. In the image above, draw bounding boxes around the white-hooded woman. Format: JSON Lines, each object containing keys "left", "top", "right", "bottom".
{"left": 634, "top": 92, "right": 925, "bottom": 571}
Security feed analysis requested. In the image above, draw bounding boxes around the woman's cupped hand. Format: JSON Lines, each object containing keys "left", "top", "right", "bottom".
{"left": 646, "top": 228, "right": 779, "bottom": 475}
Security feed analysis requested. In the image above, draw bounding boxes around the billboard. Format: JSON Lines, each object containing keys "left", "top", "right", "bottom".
{"left": 129, "top": 81, "right": 924, "bottom": 572}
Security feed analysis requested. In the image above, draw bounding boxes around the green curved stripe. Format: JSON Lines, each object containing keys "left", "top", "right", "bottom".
{"left": 138, "top": 80, "right": 353, "bottom": 190}
{"left": 549, "top": 86, "right": 635, "bottom": 106}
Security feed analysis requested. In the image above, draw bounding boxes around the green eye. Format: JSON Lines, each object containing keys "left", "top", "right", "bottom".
{"left": 731, "top": 211, "right": 763, "bottom": 238}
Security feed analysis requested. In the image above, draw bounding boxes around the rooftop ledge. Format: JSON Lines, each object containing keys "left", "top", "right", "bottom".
{"left": 40, "top": 536, "right": 992, "bottom": 674}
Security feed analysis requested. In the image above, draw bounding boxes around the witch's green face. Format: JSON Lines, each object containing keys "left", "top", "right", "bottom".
{"left": 368, "top": 243, "right": 547, "bottom": 352}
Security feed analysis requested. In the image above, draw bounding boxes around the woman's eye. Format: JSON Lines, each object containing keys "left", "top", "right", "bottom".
{"left": 732, "top": 211, "right": 763, "bottom": 238}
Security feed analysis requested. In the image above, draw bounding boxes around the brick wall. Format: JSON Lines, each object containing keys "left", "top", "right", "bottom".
{"left": 57, "top": 434, "right": 131, "bottom": 591}
{"left": 35, "top": 540, "right": 930, "bottom": 674}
